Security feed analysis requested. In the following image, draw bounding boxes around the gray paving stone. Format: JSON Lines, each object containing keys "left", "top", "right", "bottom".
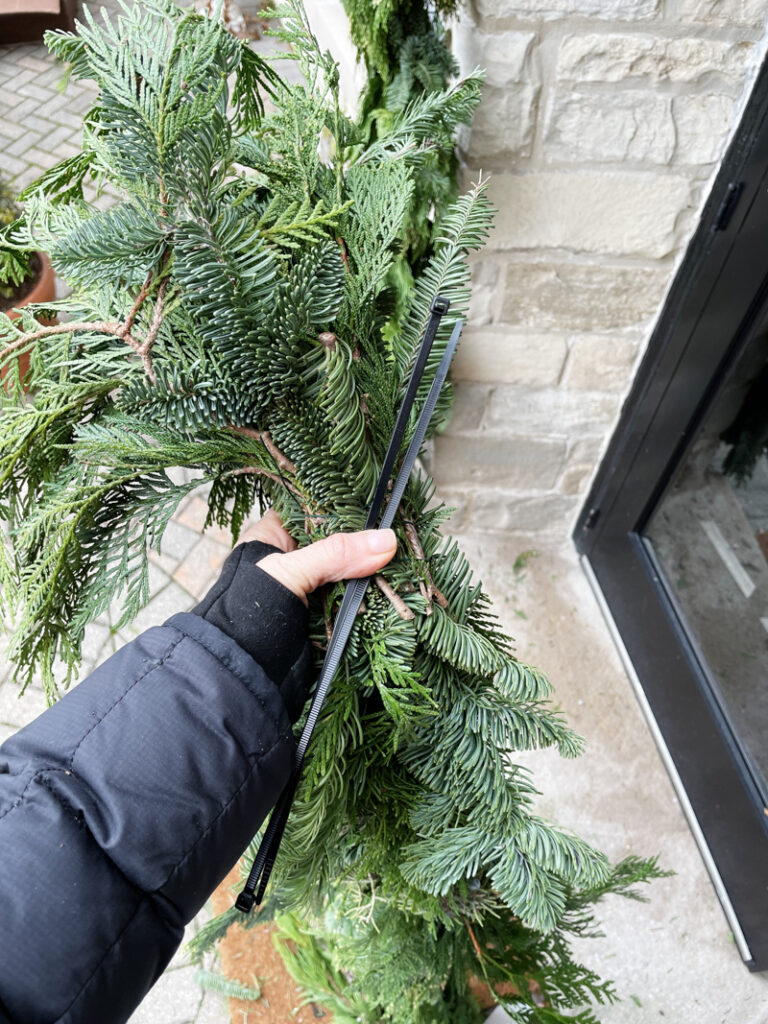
{"left": 7, "top": 128, "right": 38, "bottom": 157}
{"left": 173, "top": 536, "right": 230, "bottom": 601}
{"left": 12, "top": 165, "right": 46, "bottom": 189}
{"left": 157, "top": 520, "right": 203, "bottom": 562}
{"left": 0, "top": 678, "right": 48, "bottom": 729}
{"left": 40, "top": 92, "right": 79, "bottom": 118}
{"left": 126, "top": 964, "right": 202, "bottom": 1024}
{"left": 0, "top": 121, "right": 26, "bottom": 140}
{"left": 194, "top": 988, "right": 228, "bottom": 1024}
{"left": 10, "top": 97, "right": 40, "bottom": 122}
{"left": 51, "top": 107, "right": 89, "bottom": 129}
{"left": 7, "top": 67, "right": 35, "bottom": 89}
{"left": 79, "top": 622, "right": 113, "bottom": 671}
{"left": 0, "top": 722, "right": 16, "bottom": 745}
{"left": 16, "top": 82, "right": 58, "bottom": 103}
{"left": 52, "top": 141, "right": 83, "bottom": 160}
{"left": 15, "top": 112, "right": 56, "bottom": 134}
{"left": 168, "top": 921, "right": 200, "bottom": 971}
{"left": 15, "top": 55, "right": 50, "bottom": 72}
{"left": 0, "top": 153, "right": 27, "bottom": 176}
{"left": 120, "top": 581, "right": 197, "bottom": 636}
{"left": 25, "top": 146, "right": 64, "bottom": 171}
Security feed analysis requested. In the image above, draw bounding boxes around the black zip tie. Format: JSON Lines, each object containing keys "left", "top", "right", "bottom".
{"left": 235, "top": 309, "right": 462, "bottom": 913}
{"left": 364, "top": 295, "right": 449, "bottom": 528}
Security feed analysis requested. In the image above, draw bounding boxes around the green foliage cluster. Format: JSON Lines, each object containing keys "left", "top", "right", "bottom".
{"left": 0, "top": 176, "right": 19, "bottom": 228}
{"left": 0, "top": 175, "right": 35, "bottom": 302}
{"left": 342, "top": 0, "right": 465, "bottom": 282}
{"left": 0, "top": 2, "right": 665, "bottom": 1020}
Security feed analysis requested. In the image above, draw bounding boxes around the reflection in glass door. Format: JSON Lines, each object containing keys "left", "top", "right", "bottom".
{"left": 647, "top": 327, "right": 768, "bottom": 804}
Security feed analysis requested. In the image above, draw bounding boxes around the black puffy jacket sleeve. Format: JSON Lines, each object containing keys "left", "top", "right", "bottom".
{"left": 0, "top": 549, "right": 312, "bottom": 1024}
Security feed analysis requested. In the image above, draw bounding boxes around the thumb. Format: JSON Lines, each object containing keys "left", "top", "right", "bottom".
{"left": 257, "top": 528, "right": 398, "bottom": 606}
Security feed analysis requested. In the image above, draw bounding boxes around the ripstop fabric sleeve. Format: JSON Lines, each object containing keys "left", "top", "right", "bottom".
{"left": 0, "top": 584, "right": 310, "bottom": 1024}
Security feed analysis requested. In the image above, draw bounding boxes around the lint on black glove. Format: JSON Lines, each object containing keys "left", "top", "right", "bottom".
{"left": 192, "top": 541, "right": 313, "bottom": 723}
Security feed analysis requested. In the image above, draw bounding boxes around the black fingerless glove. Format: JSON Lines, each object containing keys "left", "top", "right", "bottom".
{"left": 192, "top": 541, "right": 313, "bottom": 723}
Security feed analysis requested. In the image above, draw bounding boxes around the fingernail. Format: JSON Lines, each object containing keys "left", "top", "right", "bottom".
{"left": 367, "top": 528, "right": 396, "bottom": 552}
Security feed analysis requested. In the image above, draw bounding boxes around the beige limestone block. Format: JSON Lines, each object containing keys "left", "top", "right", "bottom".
{"left": 452, "top": 326, "right": 568, "bottom": 386}
{"left": 453, "top": 27, "right": 536, "bottom": 86}
{"left": 445, "top": 382, "right": 493, "bottom": 432}
{"left": 431, "top": 489, "right": 472, "bottom": 533}
{"left": 468, "top": 259, "right": 499, "bottom": 326}
{"left": 673, "top": 94, "right": 736, "bottom": 164}
{"left": 433, "top": 435, "right": 566, "bottom": 489}
{"left": 680, "top": 0, "right": 767, "bottom": 27}
{"left": 488, "top": 171, "right": 693, "bottom": 258}
{"left": 567, "top": 435, "right": 605, "bottom": 466}
{"left": 558, "top": 463, "right": 596, "bottom": 495}
{"left": 470, "top": 490, "right": 579, "bottom": 534}
{"left": 501, "top": 260, "right": 670, "bottom": 331}
{"left": 545, "top": 92, "right": 674, "bottom": 164}
{"left": 476, "top": 0, "right": 658, "bottom": 21}
{"left": 557, "top": 34, "right": 752, "bottom": 85}
{"left": 563, "top": 335, "right": 639, "bottom": 391}
{"left": 466, "top": 84, "right": 539, "bottom": 160}
{"left": 486, "top": 385, "right": 620, "bottom": 436}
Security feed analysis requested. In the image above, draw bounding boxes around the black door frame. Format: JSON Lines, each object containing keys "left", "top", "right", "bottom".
{"left": 574, "top": 53, "right": 768, "bottom": 972}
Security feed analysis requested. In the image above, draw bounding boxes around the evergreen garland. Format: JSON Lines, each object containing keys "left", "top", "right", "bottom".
{"left": 0, "top": 2, "right": 666, "bottom": 1020}
{"left": 342, "top": 0, "right": 463, "bottom": 290}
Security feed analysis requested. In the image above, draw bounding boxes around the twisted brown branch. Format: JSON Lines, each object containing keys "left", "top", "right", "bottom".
{"left": 225, "top": 465, "right": 304, "bottom": 498}
{"left": 227, "top": 424, "right": 298, "bottom": 474}
{"left": 120, "top": 268, "right": 153, "bottom": 339}
{"left": 134, "top": 274, "right": 169, "bottom": 384}
{"left": 374, "top": 575, "right": 414, "bottom": 621}
{"left": 403, "top": 519, "right": 448, "bottom": 613}
{"left": 1, "top": 252, "right": 171, "bottom": 383}
{"left": 0, "top": 320, "right": 143, "bottom": 359}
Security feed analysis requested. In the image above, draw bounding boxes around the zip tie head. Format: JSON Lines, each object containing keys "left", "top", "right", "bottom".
{"left": 430, "top": 295, "right": 450, "bottom": 315}
{"left": 235, "top": 889, "right": 255, "bottom": 913}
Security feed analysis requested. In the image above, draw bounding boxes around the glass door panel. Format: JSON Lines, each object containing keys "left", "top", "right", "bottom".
{"left": 646, "top": 327, "right": 768, "bottom": 802}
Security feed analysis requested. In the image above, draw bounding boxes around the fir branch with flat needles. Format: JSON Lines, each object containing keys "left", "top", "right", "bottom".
{"left": 0, "top": 1, "right": 666, "bottom": 1019}
{"left": 196, "top": 969, "right": 262, "bottom": 1001}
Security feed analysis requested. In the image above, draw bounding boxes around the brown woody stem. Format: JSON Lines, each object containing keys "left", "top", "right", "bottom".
{"left": 466, "top": 921, "right": 485, "bottom": 964}
{"left": 227, "top": 424, "right": 298, "bottom": 475}
{"left": 135, "top": 274, "right": 169, "bottom": 385}
{"left": 260, "top": 429, "right": 297, "bottom": 474}
{"left": 403, "top": 520, "right": 449, "bottom": 610}
{"left": 1, "top": 250, "right": 171, "bottom": 383}
{"left": 321, "top": 586, "right": 333, "bottom": 641}
{"left": 1, "top": 321, "right": 128, "bottom": 359}
{"left": 225, "top": 466, "right": 304, "bottom": 498}
{"left": 374, "top": 575, "right": 415, "bottom": 621}
{"left": 120, "top": 268, "right": 153, "bottom": 338}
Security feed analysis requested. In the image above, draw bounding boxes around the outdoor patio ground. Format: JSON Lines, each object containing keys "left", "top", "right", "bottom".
{"left": 3, "top": 10, "right": 768, "bottom": 1023}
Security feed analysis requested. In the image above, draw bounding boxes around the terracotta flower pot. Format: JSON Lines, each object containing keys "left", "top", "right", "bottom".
{"left": 1, "top": 252, "right": 56, "bottom": 388}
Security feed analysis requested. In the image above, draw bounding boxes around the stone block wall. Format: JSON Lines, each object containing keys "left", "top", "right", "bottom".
{"left": 436, "top": 0, "right": 768, "bottom": 537}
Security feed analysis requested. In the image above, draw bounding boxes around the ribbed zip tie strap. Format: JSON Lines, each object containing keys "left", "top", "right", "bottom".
{"left": 235, "top": 305, "right": 463, "bottom": 913}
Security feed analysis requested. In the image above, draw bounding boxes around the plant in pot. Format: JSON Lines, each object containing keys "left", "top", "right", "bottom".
{"left": 0, "top": 2, "right": 666, "bottom": 1021}
{"left": 0, "top": 174, "right": 57, "bottom": 389}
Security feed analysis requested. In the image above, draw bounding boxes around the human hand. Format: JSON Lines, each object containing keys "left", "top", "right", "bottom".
{"left": 240, "top": 509, "right": 398, "bottom": 606}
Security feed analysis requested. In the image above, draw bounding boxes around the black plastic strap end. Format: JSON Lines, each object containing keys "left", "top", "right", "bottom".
{"left": 235, "top": 889, "right": 256, "bottom": 913}
{"left": 430, "top": 295, "right": 450, "bottom": 315}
